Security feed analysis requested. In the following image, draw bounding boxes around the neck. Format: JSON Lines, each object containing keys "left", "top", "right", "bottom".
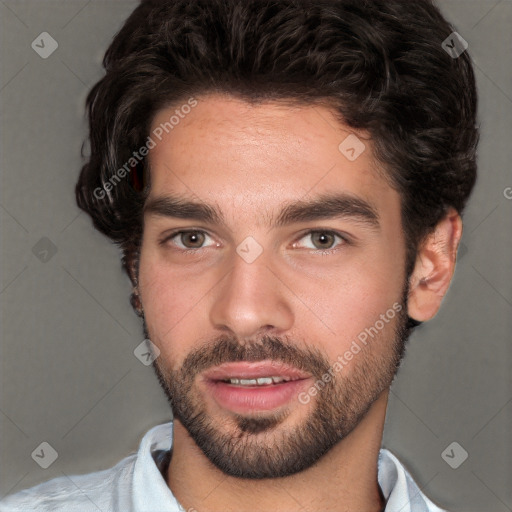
{"left": 167, "top": 390, "right": 389, "bottom": 512}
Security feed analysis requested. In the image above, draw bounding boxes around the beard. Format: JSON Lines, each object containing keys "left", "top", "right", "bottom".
{"left": 143, "top": 292, "right": 411, "bottom": 480}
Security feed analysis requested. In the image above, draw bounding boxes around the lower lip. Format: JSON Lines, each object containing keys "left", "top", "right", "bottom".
{"left": 204, "top": 378, "right": 311, "bottom": 414}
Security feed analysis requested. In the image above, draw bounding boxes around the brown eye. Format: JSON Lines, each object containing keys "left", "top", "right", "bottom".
{"left": 310, "top": 232, "right": 336, "bottom": 249}
{"left": 178, "top": 231, "right": 206, "bottom": 248}
{"left": 163, "top": 230, "right": 214, "bottom": 250}
{"left": 294, "top": 230, "right": 348, "bottom": 252}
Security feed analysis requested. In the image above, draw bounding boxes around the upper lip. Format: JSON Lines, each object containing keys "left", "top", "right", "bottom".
{"left": 203, "top": 361, "right": 311, "bottom": 381}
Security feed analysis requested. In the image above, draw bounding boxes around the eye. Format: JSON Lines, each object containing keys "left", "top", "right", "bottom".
{"left": 293, "top": 230, "right": 348, "bottom": 252}
{"left": 160, "top": 229, "right": 349, "bottom": 253}
{"left": 162, "top": 230, "right": 216, "bottom": 250}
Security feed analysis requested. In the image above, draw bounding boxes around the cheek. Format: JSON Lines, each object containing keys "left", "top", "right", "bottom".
{"left": 138, "top": 248, "right": 226, "bottom": 368}
{"left": 138, "top": 253, "right": 196, "bottom": 360}
{"left": 310, "top": 253, "right": 404, "bottom": 363}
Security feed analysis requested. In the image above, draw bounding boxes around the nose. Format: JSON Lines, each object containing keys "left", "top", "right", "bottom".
{"left": 209, "top": 246, "right": 294, "bottom": 340}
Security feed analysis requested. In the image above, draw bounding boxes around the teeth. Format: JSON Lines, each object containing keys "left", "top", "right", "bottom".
{"left": 225, "top": 376, "right": 295, "bottom": 386}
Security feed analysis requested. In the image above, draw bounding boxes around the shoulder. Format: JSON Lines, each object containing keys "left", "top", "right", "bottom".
{"left": 0, "top": 453, "right": 137, "bottom": 512}
{"left": 0, "top": 422, "right": 174, "bottom": 512}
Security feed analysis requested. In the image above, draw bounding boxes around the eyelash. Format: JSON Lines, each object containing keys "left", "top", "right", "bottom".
{"left": 159, "top": 229, "right": 350, "bottom": 255}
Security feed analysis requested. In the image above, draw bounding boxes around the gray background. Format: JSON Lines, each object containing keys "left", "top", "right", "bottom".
{"left": 0, "top": 1, "right": 511, "bottom": 511}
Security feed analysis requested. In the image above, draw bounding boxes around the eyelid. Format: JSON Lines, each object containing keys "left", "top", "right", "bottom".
{"left": 159, "top": 229, "right": 217, "bottom": 249}
{"left": 291, "top": 229, "right": 350, "bottom": 251}
{"left": 160, "top": 228, "right": 350, "bottom": 252}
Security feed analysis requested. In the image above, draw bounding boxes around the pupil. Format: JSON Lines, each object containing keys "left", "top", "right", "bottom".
{"left": 315, "top": 232, "right": 332, "bottom": 248}
{"left": 185, "top": 232, "right": 203, "bottom": 247}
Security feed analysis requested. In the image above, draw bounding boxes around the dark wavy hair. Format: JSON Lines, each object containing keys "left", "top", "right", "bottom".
{"left": 76, "top": 0, "right": 479, "bottom": 317}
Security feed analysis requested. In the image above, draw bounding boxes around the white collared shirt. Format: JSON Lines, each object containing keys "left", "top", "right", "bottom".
{"left": 0, "top": 422, "right": 447, "bottom": 512}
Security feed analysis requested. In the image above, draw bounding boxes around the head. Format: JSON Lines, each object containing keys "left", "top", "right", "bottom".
{"left": 76, "top": 0, "right": 478, "bottom": 479}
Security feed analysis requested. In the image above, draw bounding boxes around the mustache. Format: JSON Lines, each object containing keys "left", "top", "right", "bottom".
{"left": 177, "top": 334, "right": 332, "bottom": 379}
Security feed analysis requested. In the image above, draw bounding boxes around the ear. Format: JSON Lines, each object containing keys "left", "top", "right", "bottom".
{"left": 407, "top": 208, "right": 463, "bottom": 322}
{"left": 122, "top": 244, "right": 140, "bottom": 287}
{"left": 127, "top": 254, "right": 139, "bottom": 288}
{"left": 122, "top": 246, "right": 144, "bottom": 316}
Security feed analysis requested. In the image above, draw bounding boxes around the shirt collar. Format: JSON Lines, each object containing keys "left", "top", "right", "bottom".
{"left": 132, "top": 422, "right": 179, "bottom": 512}
{"left": 131, "top": 421, "right": 442, "bottom": 512}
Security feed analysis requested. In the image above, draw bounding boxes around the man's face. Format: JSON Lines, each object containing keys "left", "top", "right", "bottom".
{"left": 138, "top": 94, "right": 410, "bottom": 478}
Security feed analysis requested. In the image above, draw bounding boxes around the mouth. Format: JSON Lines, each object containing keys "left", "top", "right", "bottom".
{"left": 218, "top": 375, "right": 302, "bottom": 386}
{"left": 201, "top": 361, "right": 312, "bottom": 413}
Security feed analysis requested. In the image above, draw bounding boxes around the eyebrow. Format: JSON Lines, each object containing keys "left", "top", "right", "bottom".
{"left": 144, "top": 192, "right": 380, "bottom": 230}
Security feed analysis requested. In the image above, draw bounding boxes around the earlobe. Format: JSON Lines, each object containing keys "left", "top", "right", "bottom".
{"left": 124, "top": 248, "right": 144, "bottom": 316}
{"left": 131, "top": 287, "right": 144, "bottom": 317}
{"left": 407, "top": 209, "right": 463, "bottom": 322}
{"left": 124, "top": 247, "right": 140, "bottom": 288}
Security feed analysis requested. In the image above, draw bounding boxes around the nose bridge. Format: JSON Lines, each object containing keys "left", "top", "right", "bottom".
{"left": 209, "top": 241, "right": 294, "bottom": 338}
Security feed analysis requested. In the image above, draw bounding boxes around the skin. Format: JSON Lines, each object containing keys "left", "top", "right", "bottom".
{"left": 136, "top": 93, "right": 462, "bottom": 512}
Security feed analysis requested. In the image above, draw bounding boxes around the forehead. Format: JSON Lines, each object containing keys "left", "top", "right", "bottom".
{"left": 146, "top": 94, "right": 398, "bottom": 223}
